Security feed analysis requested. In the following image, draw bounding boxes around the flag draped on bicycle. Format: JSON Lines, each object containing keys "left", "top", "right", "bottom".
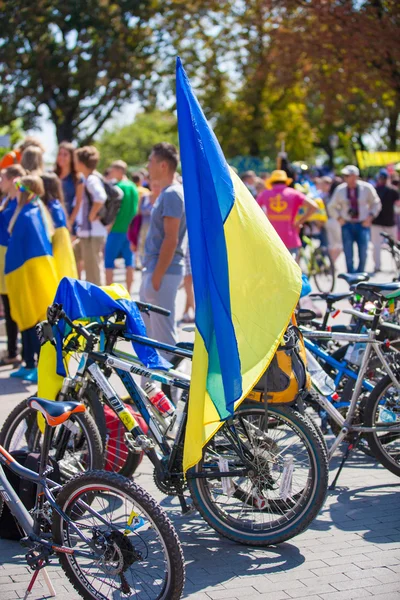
{"left": 176, "top": 58, "right": 303, "bottom": 473}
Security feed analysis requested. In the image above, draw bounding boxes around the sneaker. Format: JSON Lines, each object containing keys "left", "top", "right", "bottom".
{"left": 0, "top": 355, "right": 21, "bottom": 367}
{"left": 10, "top": 366, "right": 31, "bottom": 379}
{"left": 23, "top": 368, "right": 38, "bottom": 384}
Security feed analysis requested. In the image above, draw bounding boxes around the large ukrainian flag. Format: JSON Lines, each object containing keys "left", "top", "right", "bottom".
{"left": 5, "top": 201, "right": 59, "bottom": 331}
{"left": 176, "top": 58, "right": 302, "bottom": 473}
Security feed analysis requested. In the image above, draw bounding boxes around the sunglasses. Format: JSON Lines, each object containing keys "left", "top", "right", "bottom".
{"left": 14, "top": 179, "right": 35, "bottom": 195}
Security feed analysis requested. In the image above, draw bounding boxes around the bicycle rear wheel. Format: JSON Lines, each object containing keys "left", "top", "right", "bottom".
{"left": 312, "top": 248, "right": 335, "bottom": 293}
{"left": 52, "top": 471, "right": 185, "bottom": 600}
{"left": 187, "top": 402, "right": 328, "bottom": 546}
{"left": 0, "top": 398, "right": 103, "bottom": 481}
{"left": 363, "top": 374, "right": 400, "bottom": 477}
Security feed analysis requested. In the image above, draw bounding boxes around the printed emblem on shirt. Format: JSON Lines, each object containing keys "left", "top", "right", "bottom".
{"left": 269, "top": 194, "right": 288, "bottom": 213}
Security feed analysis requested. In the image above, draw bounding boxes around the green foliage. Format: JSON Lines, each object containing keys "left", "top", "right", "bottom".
{"left": 96, "top": 111, "right": 178, "bottom": 172}
{"left": 0, "top": 119, "right": 25, "bottom": 161}
{"left": 0, "top": 0, "right": 160, "bottom": 142}
{"left": 0, "top": 0, "right": 398, "bottom": 164}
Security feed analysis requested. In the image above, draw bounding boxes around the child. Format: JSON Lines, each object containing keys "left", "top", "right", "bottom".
{"left": 0, "top": 165, "right": 25, "bottom": 366}
{"left": 41, "top": 172, "right": 77, "bottom": 280}
{"left": 6, "top": 175, "right": 59, "bottom": 382}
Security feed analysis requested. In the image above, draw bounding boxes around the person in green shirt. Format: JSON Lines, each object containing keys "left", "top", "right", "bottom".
{"left": 104, "top": 160, "right": 139, "bottom": 291}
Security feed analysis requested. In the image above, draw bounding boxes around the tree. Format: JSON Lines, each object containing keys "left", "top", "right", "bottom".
{"left": 276, "top": 0, "right": 400, "bottom": 152}
{"left": 0, "top": 0, "right": 160, "bottom": 143}
{"left": 96, "top": 110, "right": 178, "bottom": 171}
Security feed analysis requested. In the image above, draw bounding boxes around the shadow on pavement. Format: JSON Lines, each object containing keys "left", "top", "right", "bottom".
{"left": 328, "top": 482, "right": 400, "bottom": 540}
{"left": 159, "top": 497, "right": 306, "bottom": 595}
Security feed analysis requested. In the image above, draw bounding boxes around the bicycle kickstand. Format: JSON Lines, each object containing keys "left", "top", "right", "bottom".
{"left": 23, "top": 560, "right": 56, "bottom": 599}
{"left": 329, "top": 434, "right": 361, "bottom": 491}
{"left": 178, "top": 493, "right": 195, "bottom": 516}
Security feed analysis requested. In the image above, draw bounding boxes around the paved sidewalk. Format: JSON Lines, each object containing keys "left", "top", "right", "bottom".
{"left": 0, "top": 250, "right": 399, "bottom": 598}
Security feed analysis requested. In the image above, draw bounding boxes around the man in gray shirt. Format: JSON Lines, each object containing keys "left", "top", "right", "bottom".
{"left": 140, "top": 143, "right": 187, "bottom": 354}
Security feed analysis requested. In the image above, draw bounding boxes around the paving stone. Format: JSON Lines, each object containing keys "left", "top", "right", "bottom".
{"left": 0, "top": 261, "right": 399, "bottom": 600}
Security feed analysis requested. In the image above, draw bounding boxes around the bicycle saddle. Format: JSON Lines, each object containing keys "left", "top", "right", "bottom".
{"left": 355, "top": 281, "right": 400, "bottom": 299}
{"left": 309, "top": 292, "right": 352, "bottom": 303}
{"left": 337, "top": 272, "right": 369, "bottom": 285}
{"left": 28, "top": 397, "right": 85, "bottom": 427}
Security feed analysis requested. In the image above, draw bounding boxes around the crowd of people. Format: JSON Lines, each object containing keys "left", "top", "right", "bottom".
{"left": 243, "top": 162, "right": 400, "bottom": 275}
{"left": 0, "top": 136, "right": 398, "bottom": 383}
{"left": 0, "top": 138, "right": 192, "bottom": 381}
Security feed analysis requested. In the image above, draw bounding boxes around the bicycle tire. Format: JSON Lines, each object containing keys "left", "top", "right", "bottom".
{"left": 312, "top": 248, "right": 335, "bottom": 293}
{"left": 82, "top": 385, "right": 142, "bottom": 478}
{"left": 0, "top": 398, "right": 104, "bottom": 481}
{"left": 52, "top": 471, "right": 185, "bottom": 600}
{"left": 187, "top": 402, "right": 328, "bottom": 546}
{"left": 363, "top": 374, "right": 400, "bottom": 477}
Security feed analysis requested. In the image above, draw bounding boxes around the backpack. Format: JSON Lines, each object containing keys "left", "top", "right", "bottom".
{"left": 86, "top": 173, "right": 123, "bottom": 227}
{"left": 104, "top": 403, "right": 148, "bottom": 471}
{"left": 0, "top": 451, "right": 60, "bottom": 540}
{"left": 247, "top": 324, "right": 310, "bottom": 405}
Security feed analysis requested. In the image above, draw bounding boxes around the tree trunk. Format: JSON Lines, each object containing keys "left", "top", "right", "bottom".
{"left": 325, "top": 145, "right": 334, "bottom": 170}
{"left": 388, "top": 108, "right": 399, "bottom": 152}
{"left": 56, "top": 119, "right": 75, "bottom": 143}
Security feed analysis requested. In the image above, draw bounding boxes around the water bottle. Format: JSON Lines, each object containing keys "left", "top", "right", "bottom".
{"left": 305, "top": 349, "right": 336, "bottom": 396}
{"left": 379, "top": 407, "right": 397, "bottom": 423}
{"left": 167, "top": 399, "right": 186, "bottom": 440}
{"left": 144, "top": 382, "right": 175, "bottom": 417}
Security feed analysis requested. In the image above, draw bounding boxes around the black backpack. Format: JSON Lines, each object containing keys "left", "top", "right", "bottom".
{"left": 86, "top": 173, "right": 123, "bottom": 227}
{"left": 0, "top": 451, "right": 60, "bottom": 540}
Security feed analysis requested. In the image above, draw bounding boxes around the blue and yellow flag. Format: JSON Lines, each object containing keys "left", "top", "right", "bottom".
{"left": 0, "top": 198, "right": 17, "bottom": 295}
{"left": 176, "top": 58, "right": 302, "bottom": 472}
{"left": 38, "top": 277, "right": 171, "bottom": 401}
{"left": 5, "top": 200, "right": 59, "bottom": 331}
{"left": 48, "top": 199, "right": 77, "bottom": 280}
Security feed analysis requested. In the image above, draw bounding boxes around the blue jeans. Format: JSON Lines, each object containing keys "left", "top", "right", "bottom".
{"left": 341, "top": 222, "right": 370, "bottom": 273}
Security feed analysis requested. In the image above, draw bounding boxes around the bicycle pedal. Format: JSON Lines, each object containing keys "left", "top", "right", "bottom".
{"left": 125, "top": 432, "right": 155, "bottom": 452}
{"left": 25, "top": 548, "right": 50, "bottom": 570}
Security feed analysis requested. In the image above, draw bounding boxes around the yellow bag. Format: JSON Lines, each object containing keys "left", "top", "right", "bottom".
{"left": 295, "top": 197, "right": 327, "bottom": 224}
{"left": 247, "top": 323, "right": 310, "bottom": 404}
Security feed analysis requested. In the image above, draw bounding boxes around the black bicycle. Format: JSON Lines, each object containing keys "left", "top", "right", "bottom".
{"left": 20, "top": 302, "right": 329, "bottom": 547}
{"left": 0, "top": 397, "right": 185, "bottom": 600}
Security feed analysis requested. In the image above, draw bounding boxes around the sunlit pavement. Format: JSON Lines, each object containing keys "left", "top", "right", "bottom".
{"left": 0, "top": 245, "right": 399, "bottom": 599}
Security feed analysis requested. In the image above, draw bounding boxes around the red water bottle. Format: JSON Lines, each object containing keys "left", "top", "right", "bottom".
{"left": 144, "top": 382, "right": 175, "bottom": 417}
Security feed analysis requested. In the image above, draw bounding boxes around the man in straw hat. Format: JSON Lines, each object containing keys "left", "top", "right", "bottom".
{"left": 257, "top": 169, "right": 317, "bottom": 258}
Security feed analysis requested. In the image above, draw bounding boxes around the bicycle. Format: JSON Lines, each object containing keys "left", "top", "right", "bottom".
{"left": 301, "top": 280, "right": 400, "bottom": 488}
{"left": 0, "top": 300, "right": 172, "bottom": 480}
{"left": 298, "top": 233, "right": 335, "bottom": 293}
{"left": 380, "top": 231, "right": 400, "bottom": 279}
{"left": 26, "top": 302, "right": 329, "bottom": 547}
{"left": 0, "top": 397, "right": 185, "bottom": 600}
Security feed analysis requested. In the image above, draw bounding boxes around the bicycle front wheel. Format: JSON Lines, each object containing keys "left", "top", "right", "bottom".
{"left": 0, "top": 398, "right": 104, "bottom": 481}
{"left": 363, "top": 374, "right": 400, "bottom": 477}
{"left": 312, "top": 248, "right": 335, "bottom": 293}
{"left": 52, "top": 471, "right": 185, "bottom": 600}
{"left": 187, "top": 402, "right": 328, "bottom": 546}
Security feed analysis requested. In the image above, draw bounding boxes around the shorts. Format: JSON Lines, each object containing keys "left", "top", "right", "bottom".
{"left": 104, "top": 232, "right": 134, "bottom": 269}
{"left": 325, "top": 218, "right": 343, "bottom": 250}
{"left": 184, "top": 247, "right": 192, "bottom": 277}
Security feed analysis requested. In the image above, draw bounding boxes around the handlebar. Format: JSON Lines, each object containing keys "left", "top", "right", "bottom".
{"left": 135, "top": 301, "right": 170, "bottom": 317}
{"left": 39, "top": 299, "right": 171, "bottom": 348}
{"left": 380, "top": 231, "right": 400, "bottom": 251}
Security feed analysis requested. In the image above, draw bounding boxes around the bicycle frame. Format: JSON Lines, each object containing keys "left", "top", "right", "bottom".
{"left": 304, "top": 337, "right": 374, "bottom": 404}
{"left": 0, "top": 444, "right": 113, "bottom": 558}
{"left": 71, "top": 339, "right": 253, "bottom": 483}
{"left": 303, "top": 328, "right": 400, "bottom": 459}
